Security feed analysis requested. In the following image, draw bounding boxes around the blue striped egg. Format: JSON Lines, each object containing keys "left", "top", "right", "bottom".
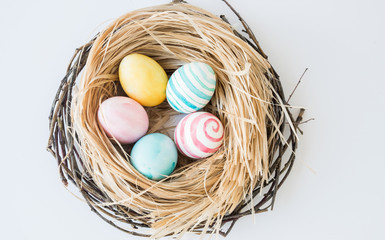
{"left": 166, "top": 62, "right": 216, "bottom": 113}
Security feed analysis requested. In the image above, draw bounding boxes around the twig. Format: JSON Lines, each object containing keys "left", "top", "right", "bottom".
{"left": 287, "top": 68, "right": 308, "bottom": 103}
{"left": 172, "top": 0, "right": 186, "bottom": 4}
{"left": 222, "top": 0, "right": 268, "bottom": 59}
{"left": 285, "top": 117, "right": 315, "bottom": 125}
{"left": 299, "top": 118, "right": 314, "bottom": 124}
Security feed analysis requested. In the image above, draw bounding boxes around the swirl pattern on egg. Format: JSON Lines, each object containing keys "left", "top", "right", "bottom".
{"left": 166, "top": 62, "right": 216, "bottom": 113}
{"left": 174, "top": 112, "right": 224, "bottom": 159}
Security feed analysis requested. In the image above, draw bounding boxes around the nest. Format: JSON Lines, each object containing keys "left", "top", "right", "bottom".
{"left": 47, "top": 0, "right": 304, "bottom": 238}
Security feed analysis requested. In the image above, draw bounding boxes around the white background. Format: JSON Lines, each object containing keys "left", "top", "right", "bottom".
{"left": 0, "top": 0, "right": 384, "bottom": 239}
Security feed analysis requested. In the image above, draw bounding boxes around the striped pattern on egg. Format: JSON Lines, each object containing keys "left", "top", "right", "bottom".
{"left": 174, "top": 112, "right": 224, "bottom": 159}
{"left": 166, "top": 62, "right": 216, "bottom": 113}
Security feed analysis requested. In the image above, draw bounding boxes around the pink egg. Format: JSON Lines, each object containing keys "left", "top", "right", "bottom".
{"left": 174, "top": 112, "right": 224, "bottom": 159}
{"left": 97, "top": 96, "right": 149, "bottom": 144}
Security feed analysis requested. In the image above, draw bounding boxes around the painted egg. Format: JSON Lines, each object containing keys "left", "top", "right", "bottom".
{"left": 130, "top": 133, "right": 178, "bottom": 180}
{"left": 174, "top": 112, "right": 224, "bottom": 159}
{"left": 166, "top": 62, "right": 216, "bottom": 113}
{"left": 119, "top": 53, "right": 168, "bottom": 107}
{"left": 97, "top": 96, "right": 149, "bottom": 144}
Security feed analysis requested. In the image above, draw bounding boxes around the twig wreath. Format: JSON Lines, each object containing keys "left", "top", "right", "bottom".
{"left": 47, "top": 0, "right": 304, "bottom": 238}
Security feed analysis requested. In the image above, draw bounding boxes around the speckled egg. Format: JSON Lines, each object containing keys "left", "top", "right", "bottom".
{"left": 130, "top": 133, "right": 178, "bottom": 180}
{"left": 119, "top": 53, "right": 168, "bottom": 107}
{"left": 166, "top": 62, "right": 216, "bottom": 113}
{"left": 97, "top": 96, "right": 149, "bottom": 144}
{"left": 174, "top": 112, "right": 224, "bottom": 159}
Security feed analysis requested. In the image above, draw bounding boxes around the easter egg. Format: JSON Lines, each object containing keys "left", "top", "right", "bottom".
{"left": 174, "top": 112, "right": 224, "bottom": 159}
{"left": 166, "top": 62, "right": 216, "bottom": 113}
{"left": 97, "top": 96, "right": 149, "bottom": 144}
{"left": 130, "top": 133, "right": 178, "bottom": 180}
{"left": 119, "top": 53, "right": 168, "bottom": 107}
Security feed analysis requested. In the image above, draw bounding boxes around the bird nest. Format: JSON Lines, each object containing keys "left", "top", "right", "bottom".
{"left": 47, "top": 0, "right": 304, "bottom": 238}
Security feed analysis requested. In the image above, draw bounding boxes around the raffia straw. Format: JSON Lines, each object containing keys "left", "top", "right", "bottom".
{"left": 48, "top": 1, "right": 303, "bottom": 239}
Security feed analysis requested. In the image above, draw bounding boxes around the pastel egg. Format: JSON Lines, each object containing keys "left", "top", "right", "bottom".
{"left": 97, "top": 96, "right": 149, "bottom": 144}
{"left": 130, "top": 133, "right": 178, "bottom": 180}
{"left": 174, "top": 112, "right": 224, "bottom": 159}
{"left": 166, "top": 62, "right": 216, "bottom": 113}
{"left": 119, "top": 53, "right": 168, "bottom": 107}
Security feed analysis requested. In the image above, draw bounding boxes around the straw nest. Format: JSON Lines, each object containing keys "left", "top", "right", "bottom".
{"left": 47, "top": 0, "right": 304, "bottom": 238}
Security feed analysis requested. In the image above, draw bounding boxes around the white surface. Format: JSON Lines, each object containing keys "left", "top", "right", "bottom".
{"left": 0, "top": 0, "right": 384, "bottom": 239}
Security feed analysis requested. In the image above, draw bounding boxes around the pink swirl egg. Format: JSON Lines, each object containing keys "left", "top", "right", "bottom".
{"left": 174, "top": 112, "right": 224, "bottom": 159}
{"left": 97, "top": 96, "right": 149, "bottom": 144}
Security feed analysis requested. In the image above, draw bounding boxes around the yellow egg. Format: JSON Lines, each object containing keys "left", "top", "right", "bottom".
{"left": 119, "top": 53, "right": 168, "bottom": 107}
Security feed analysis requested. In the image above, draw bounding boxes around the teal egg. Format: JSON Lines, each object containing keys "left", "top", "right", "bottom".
{"left": 166, "top": 62, "right": 216, "bottom": 113}
{"left": 130, "top": 133, "right": 178, "bottom": 180}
